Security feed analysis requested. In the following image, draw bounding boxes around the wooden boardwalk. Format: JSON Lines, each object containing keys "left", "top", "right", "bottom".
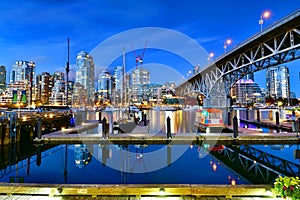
{"left": 0, "top": 183, "right": 280, "bottom": 199}
{"left": 0, "top": 195, "right": 282, "bottom": 200}
{"left": 0, "top": 195, "right": 281, "bottom": 199}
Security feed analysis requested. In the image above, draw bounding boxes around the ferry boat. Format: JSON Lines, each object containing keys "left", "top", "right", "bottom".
{"left": 195, "top": 108, "right": 224, "bottom": 133}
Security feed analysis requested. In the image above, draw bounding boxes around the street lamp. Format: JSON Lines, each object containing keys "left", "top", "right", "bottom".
{"left": 207, "top": 52, "right": 214, "bottom": 63}
{"left": 224, "top": 39, "right": 232, "bottom": 53}
{"left": 259, "top": 10, "right": 271, "bottom": 33}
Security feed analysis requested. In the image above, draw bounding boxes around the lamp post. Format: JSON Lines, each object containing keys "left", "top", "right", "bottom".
{"left": 224, "top": 39, "right": 232, "bottom": 53}
{"left": 207, "top": 52, "right": 214, "bottom": 63}
{"left": 259, "top": 10, "right": 271, "bottom": 33}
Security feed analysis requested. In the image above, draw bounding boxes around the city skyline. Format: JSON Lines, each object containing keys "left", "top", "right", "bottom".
{"left": 0, "top": 1, "right": 300, "bottom": 96}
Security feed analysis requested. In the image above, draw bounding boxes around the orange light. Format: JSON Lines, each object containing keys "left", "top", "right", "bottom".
{"left": 231, "top": 179, "right": 236, "bottom": 185}
{"left": 212, "top": 163, "right": 217, "bottom": 172}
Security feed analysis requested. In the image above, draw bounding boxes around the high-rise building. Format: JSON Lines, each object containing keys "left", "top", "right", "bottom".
{"left": 131, "top": 67, "right": 150, "bottom": 101}
{"left": 9, "top": 61, "right": 36, "bottom": 107}
{"left": 98, "top": 71, "right": 113, "bottom": 103}
{"left": 35, "top": 72, "right": 51, "bottom": 105}
{"left": 114, "top": 66, "right": 124, "bottom": 105}
{"left": 75, "top": 51, "right": 95, "bottom": 107}
{"left": 49, "top": 72, "right": 65, "bottom": 105}
{"left": 0, "top": 66, "right": 6, "bottom": 94}
{"left": 10, "top": 61, "right": 35, "bottom": 84}
{"left": 266, "top": 66, "right": 290, "bottom": 100}
{"left": 231, "top": 79, "right": 262, "bottom": 106}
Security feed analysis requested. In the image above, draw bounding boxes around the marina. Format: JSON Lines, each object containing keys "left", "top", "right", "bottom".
{"left": 0, "top": 10, "right": 299, "bottom": 198}
{"left": 0, "top": 108, "right": 299, "bottom": 199}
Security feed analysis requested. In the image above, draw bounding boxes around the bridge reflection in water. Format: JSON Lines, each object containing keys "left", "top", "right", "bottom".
{"left": 0, "top": 109, "right": 299, "bottom": 185}
{"left": 0, "top": 142, "right": 299, "bottom": 185}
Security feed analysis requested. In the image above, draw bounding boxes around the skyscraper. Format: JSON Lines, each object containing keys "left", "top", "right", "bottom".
{"left": 0, "top": 66, "right": 6, "bottom": 94}
{"left": 75, "top": 51, "right": 95, "bottom": 107}
{"left": 10, "top": 61, "right": 35, "bottom": 84}
{"left": 98, "top": 71, "right": 113, "bottom": 103}
{"left": 49, "top": 72, "right": 65, "bottom": 105}
{"left": 9, "top": 61, "right": 36, "bottom": 107}
{"left": 35, "top": 72, "right": 51, "bottom": 105}
{"left": 131, "top": 67, "right": 150, "bottom": 101}
{"left": 114, "top": 66, "right": 124, "bottom": 105}
{"left": 266, "top": 66, "right": 290, "bottom": 100}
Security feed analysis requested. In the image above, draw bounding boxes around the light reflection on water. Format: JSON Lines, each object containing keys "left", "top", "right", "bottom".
{"left": 0, "top": 143, "right": 248, "bottom": 185}
{"left": 1, "top": 142, "right": 299, "bottom": 184}
{"left": 98, "top": 109, "right": 197, "bottom": 134}
{"left": 1, "top": 109, "right": 299, "bottom": 185}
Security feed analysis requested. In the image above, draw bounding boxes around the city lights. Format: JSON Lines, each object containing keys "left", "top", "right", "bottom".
{"left": 223, "top": 39, "right": 232, "bottom": 53}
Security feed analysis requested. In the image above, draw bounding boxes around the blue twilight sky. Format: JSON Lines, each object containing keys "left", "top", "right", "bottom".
{"left": 0, "top": 0, "right": 300, "bottom": 96}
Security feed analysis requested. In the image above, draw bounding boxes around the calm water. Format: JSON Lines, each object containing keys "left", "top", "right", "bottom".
{"left": 1, "top": 109, "right": 299, "bottom": 185}
{"left": 0, "top": 143, "right": 248, "bottom": 184}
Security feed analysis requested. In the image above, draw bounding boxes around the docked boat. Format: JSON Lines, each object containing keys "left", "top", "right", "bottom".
{"left": 195, "top": 108, "right": 224, "bottom": 133}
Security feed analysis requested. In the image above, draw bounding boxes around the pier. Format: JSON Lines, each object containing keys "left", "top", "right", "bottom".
{"left": 1, "top": 110, "right": 299, "bottom": 199}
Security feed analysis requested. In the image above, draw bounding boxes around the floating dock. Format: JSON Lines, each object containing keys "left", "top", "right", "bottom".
{"left": 34, "top": 120, "right": 300, "bottom": 145}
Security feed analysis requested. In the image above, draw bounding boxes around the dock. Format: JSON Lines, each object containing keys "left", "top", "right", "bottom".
{"left": 34, "top": 120, "right": 300, "bottom": 145}
{"left": 27, "top": 119, "right": 299, "bottom": 200}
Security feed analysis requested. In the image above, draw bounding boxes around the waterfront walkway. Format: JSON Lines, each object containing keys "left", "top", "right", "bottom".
{"left": 0, "top": 183, "right": 281, "bottom": 199}
{"left": 0, "top": 195, "right": 281, "bottom": 199}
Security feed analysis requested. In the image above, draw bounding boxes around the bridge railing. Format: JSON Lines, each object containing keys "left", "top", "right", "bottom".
{"left": 213, "top": 8, "right": 300, "bottom": 65}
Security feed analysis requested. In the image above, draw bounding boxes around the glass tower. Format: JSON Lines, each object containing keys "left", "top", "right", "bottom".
{"left": 266, "top": 66, "right": 290, "bottom": 99}
{"left": 98, "top": 71, "right": 112, "bottom": 103}
{"left": 75, "top": 51, "right": 95, "bottom": 107}
{"left": 0, "top": 66, "right": 6, "bottom": 94}
{"left": 9, "top": 61, "right": 36, "bottom": 107}
{"left": 114, "top": 66, "right": 124, "bottom": 105}
{"left": 131, "top": 67, "right": 150, "bottom": 101}
{"left": 10, "top": 61, "right": 36, "bottom": 84}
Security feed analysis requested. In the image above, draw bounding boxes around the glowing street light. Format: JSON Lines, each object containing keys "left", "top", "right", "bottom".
{"left": 207, "top": 52, "right": 214, "bottom": 63}
{"left": 259, "top": 10, "right": 271, "bottom": 33}
{"left": 224, "top": 39, "right": 232, "bottom": 53}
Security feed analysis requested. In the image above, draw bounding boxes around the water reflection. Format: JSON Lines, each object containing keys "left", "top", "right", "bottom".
{"left": 1, "top": 141, "right": 300, "bottom": 185}
{"left": 74, "top": 144, "right": 92, "bottom": 168}
{"left": 1, "top": 109, "right": 299, "bottom": 185}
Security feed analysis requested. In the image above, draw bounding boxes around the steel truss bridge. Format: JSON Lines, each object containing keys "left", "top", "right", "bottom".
{"left": 176, "top": 9, "right": 300, "bottom": 107}
{"left": 210, "top": 145, "right": 300, "bottom": 184}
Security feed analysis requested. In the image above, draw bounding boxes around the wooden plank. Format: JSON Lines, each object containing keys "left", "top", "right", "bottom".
{"left": 0, "top": 184, "right": 274, "bottom": 198}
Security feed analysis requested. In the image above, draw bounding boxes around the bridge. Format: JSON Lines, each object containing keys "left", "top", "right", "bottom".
{"left": 209, "top": 144, "right": 300, "bottom": 184}
{"left": 176, "top": 9, "right": 300, "bottom": 107}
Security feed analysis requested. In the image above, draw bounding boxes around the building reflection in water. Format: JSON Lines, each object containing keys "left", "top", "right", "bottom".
{"left": 74, "top": 144, "right": 92, "bottom": 168}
